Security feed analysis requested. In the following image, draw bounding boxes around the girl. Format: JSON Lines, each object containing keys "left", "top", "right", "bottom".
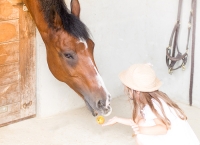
{"left": 103, "top": 63, "right": 199, "bottom": 145}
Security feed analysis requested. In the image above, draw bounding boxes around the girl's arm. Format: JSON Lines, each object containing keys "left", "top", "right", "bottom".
{"left": 116, "top": 117, "right": 135, "bottom": 126}
{"left": 135, "top": 118, "right": 168, "bottom": 135}
{"left": 103, "top": 117, "right": 168, "bottom": 135}
{"left": 102, "top": 116, "right": 136, "bottom": 126}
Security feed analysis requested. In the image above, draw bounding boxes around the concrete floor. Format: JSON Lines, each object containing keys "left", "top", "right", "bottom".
{"left": 0, "top": 96, "right": 199, "bottom": 145}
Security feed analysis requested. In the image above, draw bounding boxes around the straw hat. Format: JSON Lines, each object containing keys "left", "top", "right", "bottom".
{"left": 119, "top": 63, "right": 162, "bottom": 92}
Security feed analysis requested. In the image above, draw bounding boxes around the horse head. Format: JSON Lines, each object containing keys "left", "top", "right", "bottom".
{"left": 27, "top": 0, "right": 112, "bottom": 116}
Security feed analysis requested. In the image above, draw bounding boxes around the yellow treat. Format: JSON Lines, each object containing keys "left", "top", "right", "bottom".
{"left": 96, "top": 116, "right": 105, "bottom": 124}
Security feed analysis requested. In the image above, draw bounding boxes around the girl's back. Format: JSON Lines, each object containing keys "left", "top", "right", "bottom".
{"left": 138, "top": 97, "right": 199, "bottom": 145}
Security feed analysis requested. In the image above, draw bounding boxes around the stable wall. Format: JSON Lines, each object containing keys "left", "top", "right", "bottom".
{"left": 36, "top": 0, "right": 200, "bottom": 117}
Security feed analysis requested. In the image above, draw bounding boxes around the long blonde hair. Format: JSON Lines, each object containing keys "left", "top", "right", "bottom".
{"left": 125, "top": 87, "right": 187, "bottom": 129}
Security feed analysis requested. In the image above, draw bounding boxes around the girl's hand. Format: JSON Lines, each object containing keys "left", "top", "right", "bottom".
{"left": 102, "top": 117, "right": 137, "bottom": 127}
{"left": 102, "top": 116, "right": 119, "bottom": 126}
{"left": 131, "top": 124, "right": 140, "bottom": 135}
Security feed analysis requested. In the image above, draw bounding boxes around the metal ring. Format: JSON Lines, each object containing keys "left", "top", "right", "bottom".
{"left": 168, "top": 68, "right": 173, "bottom": 74}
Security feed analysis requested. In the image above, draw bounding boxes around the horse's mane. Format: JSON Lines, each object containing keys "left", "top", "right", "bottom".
{"left": 38, "top": 0, "right": 89, "bottom": 40}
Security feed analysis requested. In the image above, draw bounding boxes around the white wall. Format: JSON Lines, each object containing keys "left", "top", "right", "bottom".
{"left": 36, "top": 0, "right": 200, "bottom": 117}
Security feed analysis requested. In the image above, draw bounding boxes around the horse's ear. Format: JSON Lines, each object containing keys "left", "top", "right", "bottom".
{"left": 87, "top": 39, "right": 95, "bottom": 55}
{"left": 54, "top": 12, "right": 62, "bottom": 30}
{"left": 49, "top": 7, "right": 63, "bottom": 30}
{"left": 70, "top": 0, "right": 80, "bottom": 18}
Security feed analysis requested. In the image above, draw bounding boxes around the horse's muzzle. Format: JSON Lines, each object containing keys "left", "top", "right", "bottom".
{"left": 84, "top": 99, "right": 112, "bottom": 117}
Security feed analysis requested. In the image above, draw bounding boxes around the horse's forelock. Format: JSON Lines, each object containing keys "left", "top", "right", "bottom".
{"left": 38, "top": 0, "right": 90, "bottom": 40}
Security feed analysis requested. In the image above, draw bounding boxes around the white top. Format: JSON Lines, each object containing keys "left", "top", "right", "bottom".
{"left": 137, "top": 98, "right": 200, "bottom": 145}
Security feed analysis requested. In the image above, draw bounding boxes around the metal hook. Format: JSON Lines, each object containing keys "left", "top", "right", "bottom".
{"left": 182, "top": 63, "right": 185, "bottom": 71}
{"left": 167, "top": 46, "right": 171, "bottom": 50}
{"left": 188, "top": 23, "right": 192, "bottom": 29}
{"left": 168, "top": 68, "right": 173, "bottom": 75}
{"left": 23, "top": 101, "right": 32, "bottom": 109}
{"left": 23, "top": 4, "right": 28, "bottom": 11}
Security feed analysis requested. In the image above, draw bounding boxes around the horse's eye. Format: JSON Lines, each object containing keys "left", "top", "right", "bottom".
{"left": 64, "top": 53, "right": 73, "bottom": 59}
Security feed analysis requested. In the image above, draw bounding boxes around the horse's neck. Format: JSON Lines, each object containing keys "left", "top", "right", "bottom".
{"left": 23, "top": 0, "right": 50, "bottom": 40}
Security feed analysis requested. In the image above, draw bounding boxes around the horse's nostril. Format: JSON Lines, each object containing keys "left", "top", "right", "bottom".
{"left": 108, "top": 95, "right": 111, "bottom": 100}
{"left": 97, "top": 100, "right": 104, "bottom": 108}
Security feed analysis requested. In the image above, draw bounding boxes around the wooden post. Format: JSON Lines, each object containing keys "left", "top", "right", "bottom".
{"left": 7, "top": 0, "right": 22, "bottom": 5}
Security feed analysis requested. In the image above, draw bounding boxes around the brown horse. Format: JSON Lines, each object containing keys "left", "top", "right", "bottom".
{"left": 23, "top": 0, "right": 112, "bottom": 116}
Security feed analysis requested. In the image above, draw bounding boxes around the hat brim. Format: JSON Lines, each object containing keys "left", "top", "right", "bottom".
{"left": 119, "top": 70, "right": 162, "bottom": 92}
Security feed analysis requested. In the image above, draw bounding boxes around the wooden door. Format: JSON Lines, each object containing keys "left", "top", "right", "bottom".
{"left": 0, "top": 0, "right": 36, "bottom": 127}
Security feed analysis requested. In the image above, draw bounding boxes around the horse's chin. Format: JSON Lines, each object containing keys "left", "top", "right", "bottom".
{"left": 92, "top": 110, "right": 98, "bottom": 117}
{"left": 92, "top": 108, "right": 112, "bottom": 117}
{"left": 102, "top": 107, "right": 112, "bottom": 116}
{"left": 84, "top": 100, "right": 112, "bottom": 117}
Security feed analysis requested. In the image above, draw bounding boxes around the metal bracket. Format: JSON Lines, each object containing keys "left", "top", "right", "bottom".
{"left": 23, "top": 101, "right": 32, "bottom": 109}
{"left": 182, "top": 63, "right": 186, "bottom": 71}
{"left": 23, "top": 4, "right": 28, "bottom": 11}
{"left": 0, "top": 106, "right": 8, "bottom": 114}
{"left": 168, "top": 68, "right": 173, "bottom": 75}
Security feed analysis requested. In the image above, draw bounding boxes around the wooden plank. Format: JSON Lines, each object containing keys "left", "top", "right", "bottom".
{"left": 0, "top": 42, "right": 19, "bottom": 65}
{"left": 7, "top": 92, "right": 20, "bottom": 104}
{"left": 0, "top": 3, "right": 36, "bottom": 126}
{"left": 19, "top": 5, "right": 36, "bottom": 118}
{"left": 0, "top": 93, "right": 18, "bottom": 106}
{"left": 0, "top": 63, "right": 19, "bottom": 76}
{"left": 0, "top": 92, "right": 20, "bottom": 106}
{"left": 0, "top": 70, "right": 19, "bottom": 79}
{"left": 0, "top": 72, "right": 19, "bottom": 86}
{"left": 0, "top": 20, "right": 19, "bottom": 43}
{"left": 0, "top": 82, "right": 19, "bottom": 95}
{"left": 0, "top": 42, "right": 19, "bottom": 55}
{"left": 0, "top": 114, "right": 35, "bottom": 127}
{"left": 7, "top": 0, "right": 23, "bottom": 5}
{"left": 0, "top": 111, "right": 21, "bottom": 124}
{"left": 0, "top": 102, "right": 20, "bottom": 118}
{"left": 0, "top": 0, "right": 19, "bottom": 20}
{"left": 0, "top": 53, "right": 19, "bottom": 65}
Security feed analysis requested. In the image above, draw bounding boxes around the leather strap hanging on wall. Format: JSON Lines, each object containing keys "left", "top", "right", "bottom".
{"left": 166, "top": 0, "right": 197, "bottom": 105}
{"left": 189, "top": 0, "right": 197, "bottom": 106}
